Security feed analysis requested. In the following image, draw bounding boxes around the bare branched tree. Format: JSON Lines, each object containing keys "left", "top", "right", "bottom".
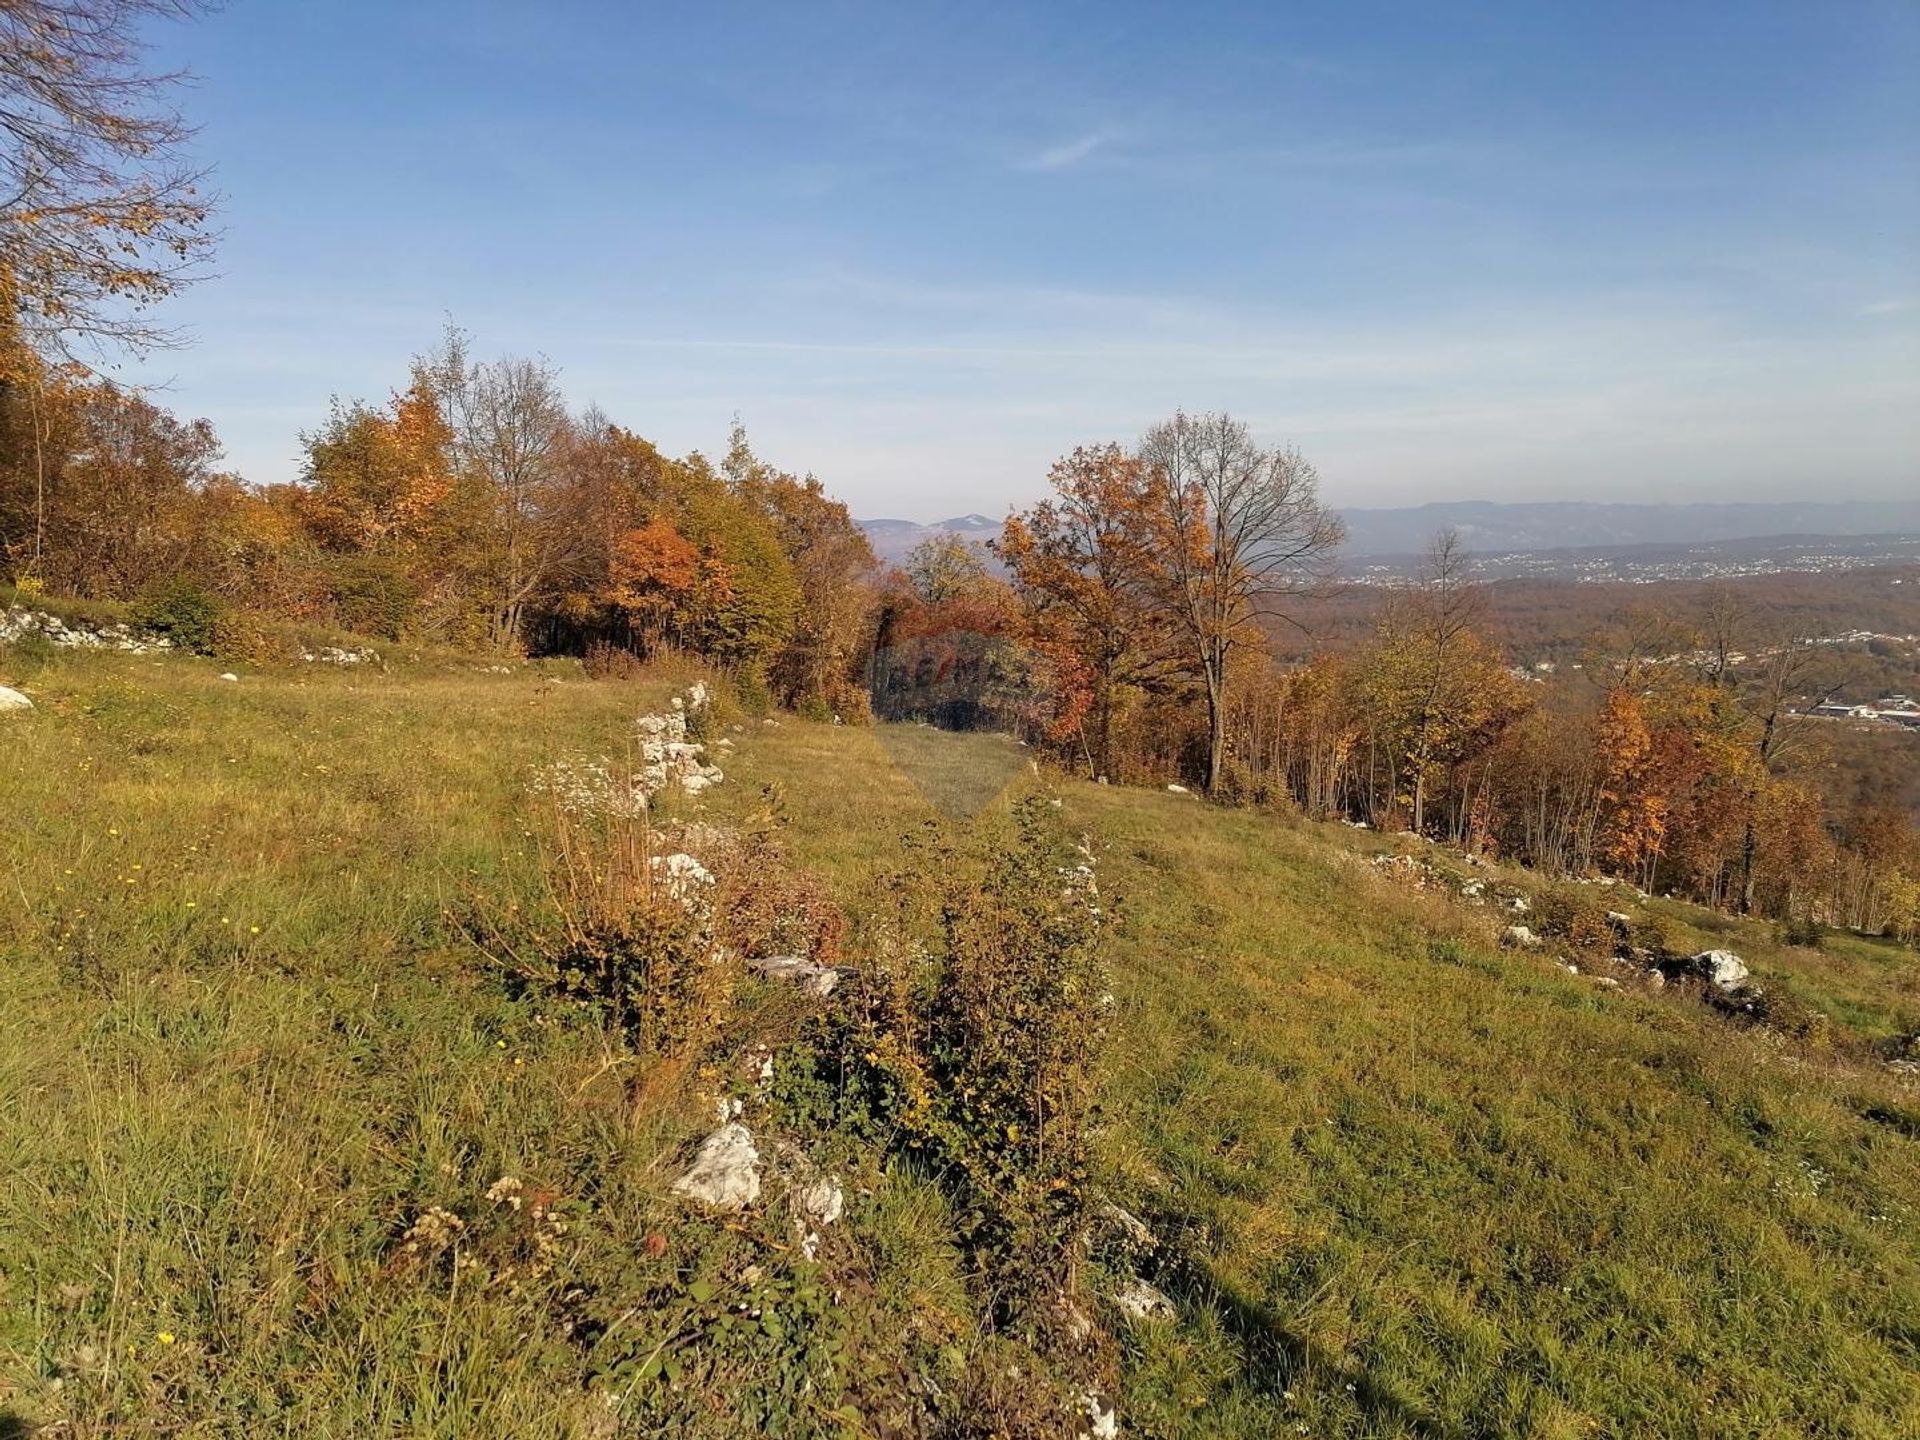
{"left": 460, "top": 355, "right": 577, "bottom": 649}
{"left": 1139, "top": 409, "right": 1344, "bottom": 794}
{"left": 1, "top": 0, "right": 217, "bottom": 363}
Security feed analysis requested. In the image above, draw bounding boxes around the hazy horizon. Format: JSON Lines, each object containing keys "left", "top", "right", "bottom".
{"left": 120, "top": 1, "right": 1918, "bottom": 517}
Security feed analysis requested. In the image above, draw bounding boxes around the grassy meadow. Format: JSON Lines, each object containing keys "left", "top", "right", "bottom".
{"left": 2, "top": 650, "right": 1917, "bottom": 1437}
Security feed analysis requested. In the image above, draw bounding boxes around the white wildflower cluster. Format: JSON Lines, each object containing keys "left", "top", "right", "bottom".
{"left": 1769, "top": 1157, "right": 1832, "bottom": 1200}
{"left": 484, "top": 1175, "right": 525, "bottom": 1211}
{"left": 1059, "top": 835, "right": 1104, "bottom": 922}
{"left": 528, "top": 683, "right": 722, "bottom": 817}
{"left": 529, "top": 755, "right": 652, "bottom": 818}
{"left": 0, "top": 607, "right": 172, "bottom": 654}
{"left": 400, "top": 1205, "right": 466, "bottom": 1258}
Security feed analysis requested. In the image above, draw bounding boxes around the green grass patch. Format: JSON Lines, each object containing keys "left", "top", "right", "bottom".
{"left": 3, "top": 658, "right": 1917, "bottom": 1437}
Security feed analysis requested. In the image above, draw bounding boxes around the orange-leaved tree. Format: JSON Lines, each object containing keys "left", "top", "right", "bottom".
{"left": 998, "top": 443, "right": 1179, "bottom": 779}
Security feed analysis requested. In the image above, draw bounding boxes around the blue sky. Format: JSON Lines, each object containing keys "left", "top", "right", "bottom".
{"left": 129, "top": 0, "right": 1918, "bottom": 519}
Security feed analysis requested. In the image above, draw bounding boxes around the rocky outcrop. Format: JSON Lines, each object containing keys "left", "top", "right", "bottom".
{"left": 650, "top": 851, "right": 716, "bottom": 906}
{"left": 1109, "top": 1277, "right": 1175, "bottom": 1321}
{"left": 529, "top": 683, "right": 724, "bottom": 817}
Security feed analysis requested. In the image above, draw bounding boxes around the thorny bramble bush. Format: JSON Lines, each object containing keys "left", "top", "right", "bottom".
{"left": 712, "top": 830, "right": 848, "bottom": 965}
{"left": 582, "top": 640, "right": 649, "bottom": 680}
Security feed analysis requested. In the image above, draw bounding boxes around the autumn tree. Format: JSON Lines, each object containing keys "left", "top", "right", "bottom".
{"left": 1353, "top": 533, "right": 1530, "bottom": 834}
{"left": 1594, "top": 686, "right": 1666, "bottom": 881}
{"left": 299, "top": 384, "right": 454, "bottom": 556}
{"left": 998, "top": 444, "right": 1177, "bottom": 779}
{"left": 536, "top": 417, "right": 674, "bottom": 648}
{"left": 23, "top": 378, "right": 223, "bottom": 595}
{"left": 1138, "top": 410, "right": 1343, "bottom": 794}
{"left": 873, "top": 537, "right": 1025, "bottom": 730}
{"left": 669, "top": 458, "right": 800, "bottom": 674}
{"left": 458, "top": 355, "right": 579, "bottom": 650}
{"left": 724, "top": 420, "right": 879, "bottom": 714}
{"left": 1841, "top": 805, "right": 1919, "bottom": 933}
{"left": 606, "top": 516, "right": 699, "bottom": 644}
{"left": 295, "top": 365, "right": 508, "bottom": 640}
{"left": 1692, "top": 613, "right": 1843, "bottom": 913}
{"left": 1266, "top": 654, "right": 1357, "bottom": 819}
{"left": 904, "top": 531, "right": 991, "bottom": 604}
{"left": 0, "top": 1, "right": 216, "bottom": 360}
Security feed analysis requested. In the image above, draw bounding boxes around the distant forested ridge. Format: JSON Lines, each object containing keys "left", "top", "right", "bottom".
{"left": 1333, "top": 500, "right": 1920, "bottom": 557}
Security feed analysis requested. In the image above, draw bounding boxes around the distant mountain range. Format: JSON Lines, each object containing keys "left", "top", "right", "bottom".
{"left": 859, "top": 513, "right": 1002, "bottom": 567}
{"left": 1333, "top": 501, "right": 1920, "bottom": 558}
{"left": 860, "top": 501, "right": 1920, "bottom": 566}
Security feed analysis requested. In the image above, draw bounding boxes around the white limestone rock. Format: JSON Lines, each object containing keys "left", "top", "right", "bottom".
{"left": 670, "top": 1123, "right": 761, "bottom": 1210}
{"left": 1691, "top": 949, "right": 1750, "bottom": 992}
{"left": 1080, "top": 1390, "right": 1119, "bottom": 1439}
{"left": 747, "top": 954, "right": 844, "bottom": 998}
{"left": 1110, "top": 1277, "right": 1175, "bottom": 1321}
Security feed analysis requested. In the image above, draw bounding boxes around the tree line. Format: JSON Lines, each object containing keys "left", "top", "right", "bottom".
{"left": 0, "top": 321, "right": 882, "bottom": 714}
{"left": 980, "top": 460, "right": 1918, "bottom": 937}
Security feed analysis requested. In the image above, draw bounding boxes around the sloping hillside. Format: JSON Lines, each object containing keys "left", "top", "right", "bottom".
{"left": 1, "top": 653, "right": 1916, "bottom": 1437}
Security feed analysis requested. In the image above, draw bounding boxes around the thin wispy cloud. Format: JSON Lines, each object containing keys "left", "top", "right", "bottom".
{"left": 128, "top": 1, "right": 1917, "bottom": 515}
{"left": 1016, "top": 131, "right": 1110, "bottom": 172}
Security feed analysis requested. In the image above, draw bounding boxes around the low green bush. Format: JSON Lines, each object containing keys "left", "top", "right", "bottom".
{"left": 1631, "top": 911, "right": 1678, "bottom": 958}
{"left": 1, "top": 627, "right": 58, "bottom": 677}
{"left": 129, "top": 576, "right": 224, "bottom": 655}
{"left": 330, "top": 555, "right": 418, "bottom": 640}
{"left": 1777, "top": 913, "right": 1827, "bottom": 950}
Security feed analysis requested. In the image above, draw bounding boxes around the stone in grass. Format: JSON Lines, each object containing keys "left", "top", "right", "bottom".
{"left": 747, "top": 954, "right": 845, "bottom": 998}
{"left": 792, "top": 1173, "right": 845, "bottom": 1260}
{"left": 0, "top": 686, "right": 32, "bottom": 713}
{"left": 1097, "top": 1201, "right": 1158, "bottom": 1251}
{"left": 1080, "top": 1390, "right": 1120, "bottom": 1439}
{"left": 218, "top": 672, "right": 239, "bottom": 682}
{"left": 1504, "top": 924, "right": 1541, "bottom": 948}
{"left": 1690, "top": 949, "right": 1750, "bottom": 992}
{"left": 670, "top": 1122, "right": 761, "bottom": 1211}
{"left": 1109, "top": 1277, "right": 1175, "bottom": 1321}
{"left": 793, "top": 1173, "right": 844, "bottom": 1228}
